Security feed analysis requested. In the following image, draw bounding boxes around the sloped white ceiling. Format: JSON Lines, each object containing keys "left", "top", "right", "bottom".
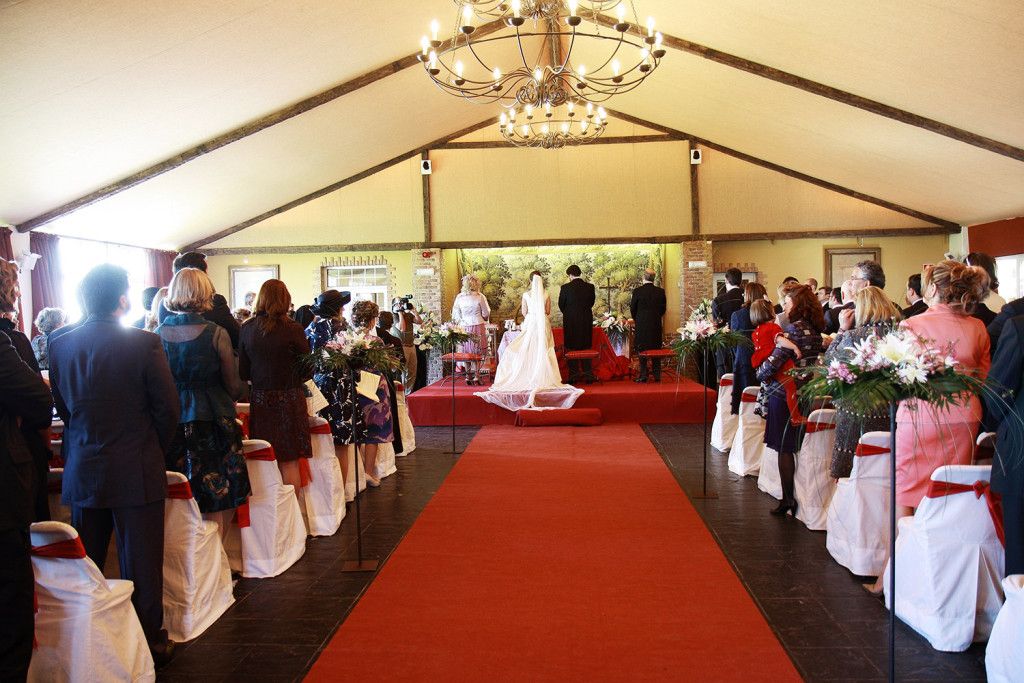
{"left": 1, "top": 0, "right": 1022, "bottom": 247}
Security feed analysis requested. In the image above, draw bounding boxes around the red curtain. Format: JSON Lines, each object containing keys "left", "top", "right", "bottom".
{"left": 30, "top": 232, "right": 63, "bottom": 334}
{"left": 146, "top": 248, "right": 176, "bottom": 288}
{"left": 1, "top": 227, "right": 26, "bottom": 332}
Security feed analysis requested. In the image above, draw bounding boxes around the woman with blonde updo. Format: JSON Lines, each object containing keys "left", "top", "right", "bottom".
{"left": 865, "top": 260, "right": 990, "bottom": 593}
{"left": 451, "top": 274, "right": 490, "bottom": 385}
{"left": 350, "top": 300, "right": 395, "bottom": 486}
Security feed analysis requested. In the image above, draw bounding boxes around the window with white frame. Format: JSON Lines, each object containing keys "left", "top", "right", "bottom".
{"left": 321, "top": 265, "right": 390, "bottom": 319}
{"left": 996, "top": 254, "right": 1024, "bottom": 302}
{"left": 58, "top": 238, "right": 150, "bottom": 325}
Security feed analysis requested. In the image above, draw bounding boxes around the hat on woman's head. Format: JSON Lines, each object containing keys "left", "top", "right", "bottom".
{"left": 311, "top": 289, "right": 351, "bottom": 318}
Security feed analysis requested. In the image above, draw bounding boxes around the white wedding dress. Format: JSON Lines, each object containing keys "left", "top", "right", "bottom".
{"left": 477, "top": 275, "right": 584, "bottom": 411}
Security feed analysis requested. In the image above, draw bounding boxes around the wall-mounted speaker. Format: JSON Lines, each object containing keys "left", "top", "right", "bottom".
{"left": 421, "top": 159, "right": 433, "bottom": 175}
{"left": 690, "top": 148, "right": 702, "bottom": 165}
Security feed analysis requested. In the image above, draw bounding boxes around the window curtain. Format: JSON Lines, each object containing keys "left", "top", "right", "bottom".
{"left": 146, "top": 248, "right": 176, "bottom": 288}
{"left": 30, "top": 232, "right": 63, "bottom": 334}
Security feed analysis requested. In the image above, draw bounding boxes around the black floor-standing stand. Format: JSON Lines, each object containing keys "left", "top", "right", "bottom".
{"left": 342, "top": 371, "right": 379, "bottom": 572}
{"left": 887, "top": 401, "right": 897, "bottom": 682}
{"left": 445, "top": 340, "right": 463, "bottom": 456}
{"left": 692, "top": 349, "right": 718, "bottom": 499}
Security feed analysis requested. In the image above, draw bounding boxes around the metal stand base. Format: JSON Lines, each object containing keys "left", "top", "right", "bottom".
{"left": 341, "top": 559, "right": 380, "bottom": 572}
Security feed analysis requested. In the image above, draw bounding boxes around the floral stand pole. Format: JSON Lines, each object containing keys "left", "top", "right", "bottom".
{"left": 342, "top": 370, "right": 379, "bottom": 573}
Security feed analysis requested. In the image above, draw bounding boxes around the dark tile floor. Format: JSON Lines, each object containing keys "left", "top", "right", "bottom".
{"left": 157, "top": 424, "right": 988, "bottom": 682}
{"left": 644, "top": 423, "right": 988, "bottom": 682}
{"left": 156, "top": 426, "right": 477, "bottom": 683}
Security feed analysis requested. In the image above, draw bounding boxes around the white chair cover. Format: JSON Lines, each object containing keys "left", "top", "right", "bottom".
{"left": 162, "top": 472, "right": 234, "bottom": 642}
{"left": 825, "top": 431, "right": 891, "bottom": 576}
{"left": 376, "top": 443, "right": 398, "bottom": 479}
{"left": 794, "top": 409, "right": 838, "bottom": 531}
{"left": 222, "top": 440, "right": 306, "bottom": 578}
{"left": 343, "top": 444, "right": 369, "bottom": 502}
{"left": 395, "top": 383, "right": 416, "bottom": 457}
{"left": 728, "top": 387, "right": 765, "bottom": 477}
{"left": 28, "top": 521, "right": 154, "bottom": 683}
{"left": 47, "top": 467, "right": 72, "bottom": 525}
{"left": 986, "top": 574, "right": 1024, "bottom": 683}
{"left": 883, "top": 464, "right": 1005, "bottom": 652}
{"left": 757, "top": 447, "right": 783, "bottom": 500}
{"left": 710, "top": 374, "right": 738, "bottom": 452}
{"left": 301, "top": 417, "right": 346, "bottom": 537}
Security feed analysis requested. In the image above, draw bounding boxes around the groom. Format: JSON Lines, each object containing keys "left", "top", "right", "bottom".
{"left": 558, "top": 265, "right": 596, "bottom": 383}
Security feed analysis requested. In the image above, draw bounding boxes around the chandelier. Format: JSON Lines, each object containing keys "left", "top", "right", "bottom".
{"left": 498, "top": 100, "right": 608, "bottom": 148}
{"left": 417, "top": 1, "right": 665, "bottom": 109}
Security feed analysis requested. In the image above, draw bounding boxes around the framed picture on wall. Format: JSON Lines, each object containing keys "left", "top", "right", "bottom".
{"left": 229, "top": 265, "right": 279, "bottom": 310}
{"left": 824, "top": 247, "right": 880, "bottom": 289}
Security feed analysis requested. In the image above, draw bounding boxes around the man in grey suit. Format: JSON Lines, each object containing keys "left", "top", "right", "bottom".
{"left": 49, "top": 265, "right": 180, "bottom": 662}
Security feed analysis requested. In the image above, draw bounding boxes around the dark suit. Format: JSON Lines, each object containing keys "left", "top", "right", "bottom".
{"left": 988, "top": 297, "right": 1024, "bottom": 349}
{"left": 630, "top": 282, "right": 667, "bottom": 381}
{"left": 0, "top": 333, "right": 53, "bottom": 680}
{"left": 159, "top": 293, "right": 240, "bottom": 349}
{"left": 48, "top": 315, "right": 180, "bottom": 646}
{"left": 824, "top": 302, "right": 854, "bottom": 335}
{"left": 558, "top": 278, "right": 596, "bottom": 380}
{"left": 712, "top": 287, "right": 744, "bottom": 377}
{"left": 901, "top": 299, "right": 928, "bottom": 319}
{"left": 984, "top": 314, "right": 1024, "bottom": 575}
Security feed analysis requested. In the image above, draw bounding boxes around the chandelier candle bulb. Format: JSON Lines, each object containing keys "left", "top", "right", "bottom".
{"left": 511, "top": 0, "right": 521, "bottom": 18}
{"left": 568, "top": 0, "right": 578, "bottom": 16}
{"left": 646, "top": 17, "right": 655, "bottom": 37}
{"left": 461, "top": 4, "right": 475, "bottom": 33}
{"left": 420, "top": 36, "right": 429, "bottom": 55}
{"left": 430, "top": 19, "right": 439, "bottom": 42}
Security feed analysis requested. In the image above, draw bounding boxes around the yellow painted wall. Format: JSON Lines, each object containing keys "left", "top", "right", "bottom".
{"left": 713, "top": 234, "right": 950, "bottom": 305}
{"left": 206, "top": 250, "right": 413, "bottom": 311}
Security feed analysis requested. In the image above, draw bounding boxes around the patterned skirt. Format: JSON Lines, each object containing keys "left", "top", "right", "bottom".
{"left": 249, "top": 387, "right": 313, "bottom": 462}
{"left": 358, "top": 371, "right": 394, "bottom": 445}
{"left": 314, "top": 370, "right": 362, "bottom": 445}
{"left": 167, "top": 417, "right": 250, "bottom": 513}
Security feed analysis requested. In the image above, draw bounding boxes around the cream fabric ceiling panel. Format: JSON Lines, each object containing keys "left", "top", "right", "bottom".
{"left": 609, "top": 50, "right": 1024, "bottom": 225}
{"left": 0, "top": 0, "right": 456, "bottom": 224}
{"left": 430, "top": 141, "right": 691, "bottom": 242}
{"left": 33, "top": 68, "right": 488, "bottom": 249}
{"left": 639, "top": 0, "right": 1024, "bottom": 148}
{"left": 207, "top": 158, "right": 424, "bottom": 248}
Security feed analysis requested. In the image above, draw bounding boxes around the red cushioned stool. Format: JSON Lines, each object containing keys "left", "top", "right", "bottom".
{"left": 638, "top": 348, "right": 678, "bottom": 382}
{"left": 440, "top": 352, "right": 485, "bottom": 386}
{"left": 564, "top": 349, "right": 600, "bottom": 384}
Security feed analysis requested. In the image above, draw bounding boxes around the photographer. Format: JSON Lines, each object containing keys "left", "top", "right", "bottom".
{"left": 391, "top": 296, "right": 422, "bottom": 391}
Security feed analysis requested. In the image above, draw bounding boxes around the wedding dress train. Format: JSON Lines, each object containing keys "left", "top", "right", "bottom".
{"left": 477, "top": 275, "right": 584, "bottom": 412}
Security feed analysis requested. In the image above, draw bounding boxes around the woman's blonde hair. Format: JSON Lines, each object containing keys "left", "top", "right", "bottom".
{"left": 461, "top": 274, "right": 480, "bottom": 294}
{"left": 146, "top": 287, "right": 168, "bottom": 332}
{"left": 923, "top": 259, "right": 989, "bottom": 315}
{"left": 0, "top": 259, "right": 20, "bottom": 313}
{"left": 165, "top": 267, "right": 214, "bottom": 314}
{"left": 853, "top": 286, "right": 902, "bottom": 328}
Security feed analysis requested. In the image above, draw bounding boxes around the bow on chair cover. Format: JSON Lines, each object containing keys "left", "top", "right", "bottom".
{"left": 925, "top": 479, "right": 1005, "bottom": 546}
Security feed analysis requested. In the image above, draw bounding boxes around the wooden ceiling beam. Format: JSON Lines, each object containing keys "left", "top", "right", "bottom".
{"left": 605, "top": 108, "right": 960, "bottom": 230}
{"left": 437, "top": 134, "right": 676, "bottom": 149}
{"left": 16, "top": 19, "right": 508, "bottom": 234}
{"left": 591, "top": 14, "right": 1024, "bottom": 164}
{"left": 180, "top": 118, "right": 495, "bottom": 252}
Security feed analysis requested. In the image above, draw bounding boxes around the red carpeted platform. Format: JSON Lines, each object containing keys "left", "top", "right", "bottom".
{"left": 306, "top": 424, "right": 800, "bottom": 681}
{"left": 407, "top": 377, "right": 716, "bottom": 425}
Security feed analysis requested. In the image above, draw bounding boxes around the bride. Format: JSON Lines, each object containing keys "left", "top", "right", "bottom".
{"left": 477, "top": 271, "right": 584, "bottom": 411}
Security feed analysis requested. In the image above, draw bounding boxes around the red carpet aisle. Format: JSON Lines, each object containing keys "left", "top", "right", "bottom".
{"left": 307, "top": 425, "right": 799, "bottom": 681}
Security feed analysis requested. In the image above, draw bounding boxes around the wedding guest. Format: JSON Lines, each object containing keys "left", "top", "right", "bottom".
{"left": 31, "top": 307, "right": 66, "bottom": 370}
{"left": 756, "top": 284, "right": 825, "bottom": 516}
{"left": 804, "top": 278, "right": 819, "bottom": 291}
{"left": 146, "top": 287, "right": 168, "bottom": 332}
{"left": 965, "top": 252, "right": 1007, "bottom": 311}
{"left": 984, "top": 312, "right": 1024, "bottom": 575}
{"left": 631, "top": 269, "right": 667, "bottom": 383}
{"left": 238, "top": 279, "right": 312, "bottom": 490}
{"left": 233, "top": 307, "right": 252, "bottom": 324}
{"left": 244, "top": 291, "right": 257, "bottom": 308}
{"left": 773, "top": 276, "right": 799, "bottom": 314}
{"left": 852, "top": 259, "right": 885, "bottom": 289}
{"left": 350, "top": 300, "right": 395, "bottom": 486}
{"left": 294, "top": 304, "right": 315, "bottom": 331}
{"left": 131, "top": 287, "right": 161, "bottom": 329}
{"left": 0, "top": 330, "right": 52, "bottom": 681}
{"left": 988, "top": 296, "right": 1024, "bottom": 348}
{"left": 158, "top": 268, "right": 249, "bottom": 536}
{"left": 392, "top": 298, "right": 422, "bottom": 391}
{"left": 559, "top": 265, "right": 596, "bottom": 383}
{"left": 158, "top": 252, "right": 240, "bottom": 348}
{"left": 824, "top": 280, "right": 858, "bottom": 334}
{"left": 374, "top": 310, "right": 405, "bottom": 454}
{"left": 712, "top": 268, "right": 744, "bottom": 378}
{"left": 901, "top": 273, "right": 928, "bottom": 319}
{"left": 826, "top": 287, "right": 902, "bottom": 478}
{"left": 729, "top": 282, "right": 767, "bottom": 414}
{"left": 49, "top": 264, "right": 179, "bottom": 663}
{"left": 865, "top": 260, "right": 990, "bottom": 594}
{"left": 816, "top": 286, "right": 832, "bottom": 309}
{"left": 306, "top": 290, "right": 359, "bottom": 453}
{"left": 451, "top": 275, "right": 490, "bottom": 385}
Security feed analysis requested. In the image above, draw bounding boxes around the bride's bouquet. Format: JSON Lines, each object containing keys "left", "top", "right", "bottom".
{"left": 595, "top": 312, "right": 633, "bottom": 345}
{"left": 797, "top": 325, "right": 987, "bottom": 413}
{"left": 671, "top": 298, "right": 749, "bottom": 361}
{"left": 303, "top": 329, "right": 401, "bottom": 374}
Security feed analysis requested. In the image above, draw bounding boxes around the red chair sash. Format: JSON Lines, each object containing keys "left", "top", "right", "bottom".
{"left": 298, "top": 458, "right": 312, "bottom": 488}
{"left": 309, "top": 422, "right": 332, "bottom": 435}
{"left": 719, "top": 378, "right": 733, "bottom": 387}
{"left": 234, "top": 502, "right": 250, "bottom": 528}
{"left": 31, "top": 537, "right": 87, "bottom": 559}
{"left": 855, "top": 443, "right": 889, "bottom": 456}
{"left": 167, "top": 480, "right": 193, "bottom": 499}
{"left": 741, "top": 392, "right": 757, "bottom": 403}
{"left": 925, "top": 479, "right": 1005, "bottom": 546}
{"left": 237, "top": 412, "right": 250, "bottom": 439}
{"left": 804, "top": 421, "right": 836, "bottom": 433}
{"left": 245, "top": 446, "right": 276, "bottom": 461}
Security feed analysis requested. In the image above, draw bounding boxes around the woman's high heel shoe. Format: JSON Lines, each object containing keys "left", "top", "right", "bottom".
{"left": 769, "top": 500, "right": 797, "bottom": 516}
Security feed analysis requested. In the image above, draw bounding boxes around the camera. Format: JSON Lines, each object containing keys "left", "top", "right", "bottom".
{"left": 393, "top": 294, "right": 414, "bottom": 312}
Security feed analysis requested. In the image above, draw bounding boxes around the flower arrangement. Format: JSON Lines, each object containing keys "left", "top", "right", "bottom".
{"left": 671, "top": 299, "right": 749, "bottom": 360}
{"left": 304, "top": 329, "right": 402, "bottom": 374}
{"left": 421, "top": 321, "right": 473, "bottom": 351}
{"left": 798, "top": 325, "right": 987, "bottom": 413}
{"left": 595, "top": 312, "right": 634, "bottom": 344}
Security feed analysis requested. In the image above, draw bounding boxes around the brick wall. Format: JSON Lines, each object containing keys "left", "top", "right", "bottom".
{"left": 412, "top": 248, "right": 445, "bottom": 383}
{"left": 678, "top": 241, "right": 715, "bottom": 380}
